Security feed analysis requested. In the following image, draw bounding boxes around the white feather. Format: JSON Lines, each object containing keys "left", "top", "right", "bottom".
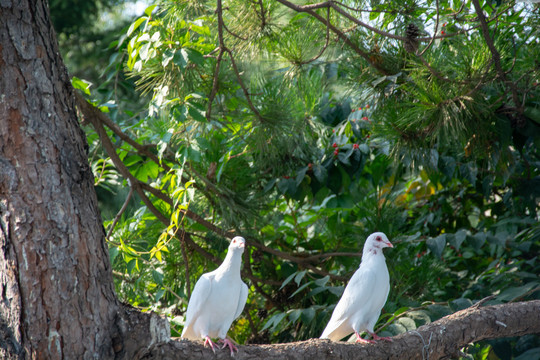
{"left": 321, "top": 232, "right": 393, "bottom": 341}
{"left": 181, "top": 236, "right": 248, "bottom": 341}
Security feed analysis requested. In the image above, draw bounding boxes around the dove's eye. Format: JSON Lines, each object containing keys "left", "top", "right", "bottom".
{"left": 376, "top": 236, "right": 382, "bottom": 241}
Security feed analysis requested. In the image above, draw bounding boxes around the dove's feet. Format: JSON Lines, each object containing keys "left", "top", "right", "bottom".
{"left": 368, "top": 331, "right": 393, "bottom": 342}
{"left": 204, "top": 336, "right": 218, "bottom": 353}
{"left": 220, "top": 338, "right": 239, "bottom": 355}
{"left": 354, "top": 331, "right": 376, "bottom": 344}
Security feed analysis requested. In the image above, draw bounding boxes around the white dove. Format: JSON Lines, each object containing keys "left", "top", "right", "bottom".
{"left": 320, "top": 232, "right": 393, "bottom": 343}
{"left": 181, "top": 236, "right": 249, "bottom": 354}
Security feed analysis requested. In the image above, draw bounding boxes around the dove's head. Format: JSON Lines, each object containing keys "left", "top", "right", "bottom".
{"left": 363, "top": 232, "right": 393, "bottom": 256}
{"left": 229, "top": 236, "right": 246, "bottom": 253}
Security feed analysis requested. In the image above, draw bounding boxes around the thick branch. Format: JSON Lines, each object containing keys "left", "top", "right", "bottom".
{"left": 138, "top": 300, "right": 540, "bottom": 360}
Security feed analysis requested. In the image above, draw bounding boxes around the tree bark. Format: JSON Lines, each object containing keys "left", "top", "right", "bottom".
{"left": 0, "top": 1, "right": 168, "bottom": 359}
{"left": 140, "top": 300, "right": 540, "bottom": 360}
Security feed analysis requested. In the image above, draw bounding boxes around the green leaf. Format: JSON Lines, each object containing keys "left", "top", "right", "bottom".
{"left": 524, "top": 106, "right": 540, "bottom": 125}
{"left": 185, "top": 48, "right": 205, "bottom": 66}
{"left": 313, "top": 164, "right": 328, "bottom": 183}
{"left": 152, "top": 269, "right": 164, "bottom": 285}
{"left": 71, "top": 76, "right": 92, "bottom": 95}
{"left": 162, "top": 49, "right": 174, "bottom": 67}
{"left": 287, "top": 309, "right": 302, "bottom": 323}
{"left": 313, "top": 275, "right": 330, "bottom": 287}
{"left": 144, "top": 4, "right": 157, "bottom": 16}
{"left": 440, "top": 156, "right": 456, "bottom": 178}
{"left": 496, "top": 283, "right": 539, "bottom": 302}
{"left": 261, "top": 312, "right": 287, "bottom": 332}
{"left": 173, "top": 48, "right": 189, "bottom": 69}
{"left": 109, "top": 246, "right": 119, "bottom": 264}
{"left": 470, "top": 232, "right": 487, "bottom": 250}
{"left": 294, "top": 270, "right": 307, "bottom": 286}
{"left": 280, "top": 271, "right": 299, "bottom": 290}
{"left": 300, "top": 307, "right": 316, "bottom": 323}
{"left": 187, "top": 105, "right": 206, "bottom": 122}
{"left": 189, "top": 20, "right": 211, "bottom": 36}
{"left": 426, "top": 234, "right": 446, "bottom": 258}
{"left": 449, "top": 298, "right": 472, "bottom": 311}
{"left": 459, "top": 161, "right": 478, "bottom": 185}
{"left": 126, "top": 259, "right": 138, "bottom": 274}
{"left": 289, "top": 281, "right": 312, "bottom": 298}
{"left": 450, "top": 229, "right": 467, "bottom": 251}
{"left": 127, "top": 17, "right": 147, "bottom": 36}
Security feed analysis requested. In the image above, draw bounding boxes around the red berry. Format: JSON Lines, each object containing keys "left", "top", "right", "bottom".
{"left": 283, "top": 175, "right": 290, "bottom": 179}
{"left": 332, "top": 129, "right": 335, "bottom": 133}
{"left": 365, "top": 104, "right": 370, "bottom": 109}
{"left": 308, "top": 163, "right": 313, "bottom": 169}
{"left": 332, "top": 142, "right": 338, "bottom": 148}
{"left": 443, "top": 22, "right": 447, "bottom": 27}
{"left": 333, "top": 149, "right": 339, "bottom": 156}
{"left": 362, "top": 116, "right": 370, "bottom": 122}
{"left": 441, "top": 30, "right": 445, "bottom": 35}
{"left": 358, "top": 107, "right": 362, "bottom": 111}
{"left": 353, "top": 144, "right": 359, "bottom": 149}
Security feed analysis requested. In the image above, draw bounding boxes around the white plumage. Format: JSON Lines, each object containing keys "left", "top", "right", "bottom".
{"left": 181, "top": 236, "right": 249, "bottom": 354}
{"left": 320, "top": 232, "right": 393, "bottom": 343}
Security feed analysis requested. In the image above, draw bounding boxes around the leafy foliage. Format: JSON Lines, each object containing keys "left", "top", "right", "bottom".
{"left": 69, "top": 0, "right": 540, "bottom": 358}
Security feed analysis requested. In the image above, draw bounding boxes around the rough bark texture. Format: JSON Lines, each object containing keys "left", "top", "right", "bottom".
{"left": 0, "top": 1, "right": 168, "bottom": 359}
{"left": 140, "top": 300, "right": 540, "bottom": 360}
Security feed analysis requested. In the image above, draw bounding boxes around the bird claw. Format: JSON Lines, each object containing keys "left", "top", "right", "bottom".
{"left": 204, "top": 336, "right": 217, "bottom": 353}
{"left": 219, "top": 338, "right": 239, "bottom": 356}
{"left": 355, "top": 331, "right": 393, "bottom": 344}
{"left": 369, "top": 332, "right": 393, "bottom": 342}
{"left": 355, "top": 331, "right": 376, "bottom": 344}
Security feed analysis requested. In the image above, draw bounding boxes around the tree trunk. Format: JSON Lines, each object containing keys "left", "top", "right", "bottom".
{"left": 0, "top": 1, "right": 168, "bottom": 359}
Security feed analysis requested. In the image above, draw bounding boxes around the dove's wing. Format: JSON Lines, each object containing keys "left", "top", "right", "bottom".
{"left": 233, "top": 282, "right": 249, "bottom": 320}
{"left": 181, "top": 274, "right": 213, "bottom": 339}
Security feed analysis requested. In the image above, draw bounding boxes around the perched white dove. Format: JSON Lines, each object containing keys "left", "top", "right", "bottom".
{"left": 181, "top": 236, "right": 249, "bottom": 355}
{"left": 320, "top": 232, "right": 393, "bottom": 343}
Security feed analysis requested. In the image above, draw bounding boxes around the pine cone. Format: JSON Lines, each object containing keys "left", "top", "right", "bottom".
{"left": 404, "top": 24, "right": 420, "bottom": 53}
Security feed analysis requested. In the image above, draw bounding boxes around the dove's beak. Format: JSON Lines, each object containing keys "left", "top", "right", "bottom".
{"left": 386, "top": 241, "right": 393, "bottom": 248}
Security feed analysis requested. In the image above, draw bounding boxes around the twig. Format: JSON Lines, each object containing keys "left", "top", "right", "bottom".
{"left": 295, "top": 6, "right": 331, "bottom": 65}
{"left": 222, "top": 21, "right": 247, "bottom": 41}
{"left": 471, "top": 0, "right": 521, "bottom": 113}
{"left": 225, "top": 48, "right": 264, "bottom": 120}
{"left": 106, "top": 185, "right": 134, "bottom": 239}
{"left": 178, "top": 230, "right": 191, "bottom": 298}
{"left": 274, "top": 0, "right": 391, "bottom": 75}
{"left": 334, "top": 1, "right": 397, "bottom": 15}
{"left": 417, "top": 0, "right": 440, "bottom": 57}
{"left": 255, "top": 0, "right": 267, "bottom": 28}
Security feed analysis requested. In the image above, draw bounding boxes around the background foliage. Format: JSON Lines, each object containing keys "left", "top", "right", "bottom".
{"left": 58, "top": 0, "right": 539, "bottom": 358}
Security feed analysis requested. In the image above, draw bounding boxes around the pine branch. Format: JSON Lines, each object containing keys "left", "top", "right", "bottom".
{"left": 471, "top": 0, "right": 522, "bottom": 113}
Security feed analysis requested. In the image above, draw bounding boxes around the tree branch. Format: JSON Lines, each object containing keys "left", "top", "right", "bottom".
{"left": 274, "top": 0, "right": 391, "bottom": 75}
{"left": 471, "top": 0, "right": 521, "bottom": 113}
{"left": 138, "top": 300, "right": 540, "bottom": 360}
